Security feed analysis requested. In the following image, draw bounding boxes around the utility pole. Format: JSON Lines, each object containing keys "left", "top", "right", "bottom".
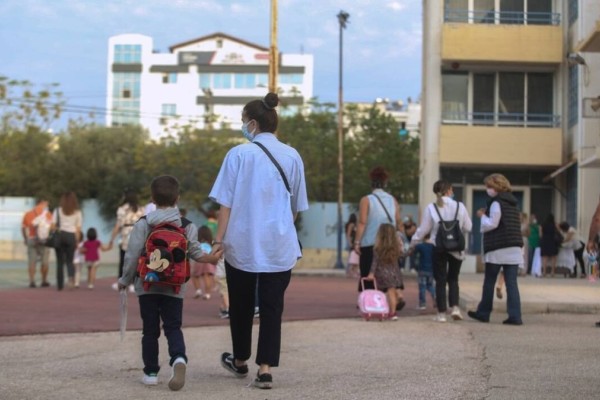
{"left": 335, "top": 10, "right": 349, "bottom": 270}
{"left": 269, "top": 0, "right": 278, "bottom": 93}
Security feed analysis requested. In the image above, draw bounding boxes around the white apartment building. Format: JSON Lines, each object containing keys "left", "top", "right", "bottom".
{"left": 421, "top": 0, "right": 600, "bottom": 256}
{"left": 106, "top": 32, "right": 314, "bottom": 139}
{"left": 346, "top": 98, "right": 421, "bottom": 139}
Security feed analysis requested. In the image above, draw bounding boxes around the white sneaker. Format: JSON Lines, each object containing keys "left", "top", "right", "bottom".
{"left": 128, "top": 284, "right": 135, "bottom": 293}
{"left": 202, "top": 293, "right": 211, "bottom": 300}
{"left": 111, "top": 282, "right": 119, "bottom": 291}
{"left": 142, "top": 373, "right": 158, "bottom": 386}
{"left": 433, "top": 313, "right": 447, "bottom": 322}
{"left": 194, "top": 289, "right": 202, "bottom": 299}
{"left": 168, "top": 357, "right": 186, "bottom": 391}
{"left": 451, "top": 306, "right": 463, "bottom": 321}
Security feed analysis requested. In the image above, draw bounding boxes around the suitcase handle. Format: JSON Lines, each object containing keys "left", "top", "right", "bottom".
{"left": 360, "top": 277, "right": 378, "bottom": 291}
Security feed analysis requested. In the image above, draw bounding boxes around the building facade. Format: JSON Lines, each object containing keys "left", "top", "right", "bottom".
{"left": 106, "top": 32, "right": 313, "bottom": 139}
{"left": 421, "top": 0, "right": 600, "bottom": 255}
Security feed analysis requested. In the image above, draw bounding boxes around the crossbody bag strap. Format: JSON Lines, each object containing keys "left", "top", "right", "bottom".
{"left": 372, "top": 193, "right": 393, "bottom": 223}
{"left": 254, "top": 141, "right": 291, "bottom": 194}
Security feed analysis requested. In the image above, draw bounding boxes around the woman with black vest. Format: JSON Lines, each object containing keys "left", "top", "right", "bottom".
{"left": 468, "top": 174, "right": 523, "bottom": 325}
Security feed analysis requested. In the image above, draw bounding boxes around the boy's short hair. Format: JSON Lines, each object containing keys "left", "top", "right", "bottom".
{"left": 151, "top": 175, "right": 180, "bottom": 207}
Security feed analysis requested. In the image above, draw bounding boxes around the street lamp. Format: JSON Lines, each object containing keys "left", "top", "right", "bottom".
{"left": 335, "top": 10, "right": 349, "bottom": 270}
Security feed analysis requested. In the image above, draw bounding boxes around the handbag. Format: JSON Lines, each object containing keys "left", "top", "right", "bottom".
{"left": 43, "top": 210, "right": 60, "bottom": 249}
{"left": 253, "top": 141, "right": 302, "bottom": 253}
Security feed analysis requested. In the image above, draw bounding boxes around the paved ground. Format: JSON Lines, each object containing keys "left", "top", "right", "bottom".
{"left": 2, "top": 261, "right": 600, "bottom": 399}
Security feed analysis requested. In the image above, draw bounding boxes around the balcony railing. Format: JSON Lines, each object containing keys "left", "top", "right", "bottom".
{"left": 442, "top": 112, "right": 561, "bottom": 128}
{"left": 444, "top": 9, "right": 561, "bottom": 26}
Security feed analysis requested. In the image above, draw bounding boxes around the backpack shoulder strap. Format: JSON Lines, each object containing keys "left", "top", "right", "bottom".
{"left": 453, "top": 200, "right": 460, "bottom": 221}
{"left": 181, "top": 217, "right": 191, "bottom": 228}
{"left": 432, "top": 203, "right": 445, "bottom": 222}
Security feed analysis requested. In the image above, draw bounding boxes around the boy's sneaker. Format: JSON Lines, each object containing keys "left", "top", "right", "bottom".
{"left": 433, "top": 313, "right": 447, "bottom": 322}
{"left": 221, "top": 352, "right": 248, "bottom": 378}
{"left": 142, "top": 373, "right": 158, "bottom": 386}
{"left": 451, "top": 306, "right": 463, "bottom": 321}
{"left": 168, "top": 357, "right": 186, "bottom": 391}
{"left": 254, "top": 371, "right": 273, "bottom": 389}
{"left": 416, "top": 304, "right": 427, "bottom": 310}
{"left": 219, "top": 309, "right": 229, "bottom": 319}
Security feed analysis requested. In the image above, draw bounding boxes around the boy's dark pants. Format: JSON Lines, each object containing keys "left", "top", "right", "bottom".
{"left": 139, "top": 294, "right": 187, "bottom": 375}
{"left": 225, "top": 261, "right": 291, "bottom": 367}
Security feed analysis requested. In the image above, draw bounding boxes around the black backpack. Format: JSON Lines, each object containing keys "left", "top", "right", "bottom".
{"left": 432, "top": 201, "right": 465, "bottom": 252}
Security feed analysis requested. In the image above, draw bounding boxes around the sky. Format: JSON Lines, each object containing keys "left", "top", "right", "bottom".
{"left": 0, "top": 0, "right": 422, "bottom": 130}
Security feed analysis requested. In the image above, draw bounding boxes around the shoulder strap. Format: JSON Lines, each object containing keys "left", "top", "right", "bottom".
{"left": 432, "top": 203, "right": 445, "bottom": 222}
{"left": 372, "top": 193, "right": 393, "bottom": 223}
{"left": 453, "top": 200, "right": 460, "bottom": 221}
{"left": 254, "top": 141, "right": 291, "bottom": 194}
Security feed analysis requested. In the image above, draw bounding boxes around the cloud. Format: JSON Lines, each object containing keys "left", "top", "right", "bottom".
{"left": 386, "top": 1, "right": 408, "bottom": 12}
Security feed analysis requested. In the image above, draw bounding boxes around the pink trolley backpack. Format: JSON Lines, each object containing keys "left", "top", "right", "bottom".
{"left": 358, "top": 277, "right": 389, "bottom": 321}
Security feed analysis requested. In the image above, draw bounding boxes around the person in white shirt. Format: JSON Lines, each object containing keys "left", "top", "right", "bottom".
{"left": 410, "top": 180, "right": 472, "bottom": 322}
{"left": 209, "top": 92, "right": 308, "bottom": 390}
{"left": 52, "top": 191, "right": 83, "bottom": 291}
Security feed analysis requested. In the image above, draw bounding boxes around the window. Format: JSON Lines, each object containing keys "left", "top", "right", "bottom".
{"left": 113, "top": 73, "right": 140, "bottom": 99}
{"left": 112, "top": 100, "right": 140, "bottom": 126}
{"left": 498, "top": 72, "right": 525, "bottom": 123}
{"left": 568, "top": 0, "right": 578, "bottom": 26}
{"left": 199, "top": 74, "right": 211, "bottom": 89}
{"left": 442, "top": 71, "right": 556, "bottom": 127}
{"left": 162, "top": 73, "right": 177, "bottom": 84}
{"left": 527, "top": 73, "right": 553, "bottom": 123}
{"left": 568, "top": 65, "right": 578, "bottom": 128}
{"left": 474, "top": 0, "right": 495, "bottom": 24}
{"left": 234, "top": 73, "right": 257, "bottom": 89}
{"left": 500, "top": 0, "right": 524, "bottom": 25}
{"left": 161, "top": 104, "right": 177, "bottom": 116}
{"left": 213, "top": 73, "right": 232, "bottom": 89}
{"left": 442, "top": 72, "right": 468, "bottom": 121}
{"left": 279, "top": 74, "right": 303, "bottom": 85}
{"left": 473, "top": 73, "right": 495, "bottom": 124}
{"left": 445, "top": 0, "right": 557, "bottom": 25}
{"left": 216, "top": 38, "right": 223, "bottom": 48}
{"left": 114, "top": 44, "right": 142, "bottom": 64}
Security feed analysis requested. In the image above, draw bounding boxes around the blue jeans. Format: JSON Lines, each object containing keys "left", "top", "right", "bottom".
{"left": 139, "top": 294, "right": 187, "bottom": 375}
{"left": 476, "top": 263, "right": 522, "bottom": 322}
{"left": 418, "top": 272, "right": 436, "bottom": 306}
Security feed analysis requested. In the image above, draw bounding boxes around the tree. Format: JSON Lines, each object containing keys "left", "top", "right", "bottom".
{"left": 0, "top": 76, "right": 64, "bottom": 134}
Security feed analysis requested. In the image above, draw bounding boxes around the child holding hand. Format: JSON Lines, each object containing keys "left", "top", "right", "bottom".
{"left": 81, "top": 227, "right": 111, "bottom": 289}
{"left": 368, "top": 223, "right": 404, "bottom": 320}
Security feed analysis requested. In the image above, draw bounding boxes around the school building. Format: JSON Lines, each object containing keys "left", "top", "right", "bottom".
{"left": 420, "top": 0, "right": 600, "bottom": 256}
{"left": 106, "top": 32, "right": 314, "bottom": 140}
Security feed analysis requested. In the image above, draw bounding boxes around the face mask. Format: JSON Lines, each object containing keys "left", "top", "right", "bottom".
{"left": 449, "top": 193, "right": 455, "bottom": 199}
{"left": 486, "top": 188, "right": 497, "bottom": 197}
{"left": 241, "top": 122, "right": 254, "bottom": 141}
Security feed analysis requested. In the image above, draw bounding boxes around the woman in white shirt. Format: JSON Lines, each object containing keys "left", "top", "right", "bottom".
{"left": 209, "top": 92, "right": 308, "bottom": 389}
{"left": 410, "top": 180, "right": 472, "bottom": 322}
{"left": 53, "top": 191, "right": 82, "bottom": 290}
{"left": 468, "top": 174, "right": 523, "bottom": 326}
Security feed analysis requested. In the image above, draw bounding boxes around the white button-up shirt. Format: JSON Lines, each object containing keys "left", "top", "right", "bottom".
{"left": 209, "top": 133, "right": 309, "bottom": 273}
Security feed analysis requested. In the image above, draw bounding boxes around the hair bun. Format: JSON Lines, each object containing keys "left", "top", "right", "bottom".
{"left": 263, "top": 92, "right": 279, "bottom": 109}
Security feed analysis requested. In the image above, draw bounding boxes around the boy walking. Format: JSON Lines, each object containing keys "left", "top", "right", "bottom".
{"left": 414, "top": 234, "right": 436, "bottom": 309}
{"left": 118, "top": 175, "right": 222, "bottom": 390}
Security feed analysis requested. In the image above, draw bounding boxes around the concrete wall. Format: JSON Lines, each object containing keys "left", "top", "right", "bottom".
{"left": 0, "top": 197, "right": 418, "bottom": 269}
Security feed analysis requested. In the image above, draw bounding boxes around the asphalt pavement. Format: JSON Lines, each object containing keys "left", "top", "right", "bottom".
{"left": 1, "top": 261, "right": 600, "bottom": 399}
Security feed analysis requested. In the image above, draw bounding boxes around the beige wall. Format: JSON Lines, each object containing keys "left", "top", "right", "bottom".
{"left": 442, "top": 24, "right": 563, "bottom": 64}
{"left": 439, "top": 125, "right": 562, "bottom": 166}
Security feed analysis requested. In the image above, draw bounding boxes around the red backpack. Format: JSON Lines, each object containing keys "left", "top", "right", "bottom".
{"left": 137, "top": 217, "right": 191, "bottom": 294}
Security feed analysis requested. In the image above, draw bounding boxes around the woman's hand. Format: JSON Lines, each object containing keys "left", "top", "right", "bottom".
{"left": 476, "top": 208, "right": 486, "bottom": 218}
{"left": 353, "top": 241, "right": 361, "bottom": 255}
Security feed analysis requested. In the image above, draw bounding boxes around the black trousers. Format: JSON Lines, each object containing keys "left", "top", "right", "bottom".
{"left": 225, "top": 260, "right": 291, "bottom": 367}
{"left": 433, "top": 251, "right": 463, "bottom": 312}
{"left": 139, "top": 294, "right": 186, "bottom": 375}
{"left": 55, "top": 231, "right": 76, "bottom": 290}
{"left": 358, "top": 246, "right": 375, "bottom": 291}
{"left": 574, "top": 243, "right": 585, "bottom": 275}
